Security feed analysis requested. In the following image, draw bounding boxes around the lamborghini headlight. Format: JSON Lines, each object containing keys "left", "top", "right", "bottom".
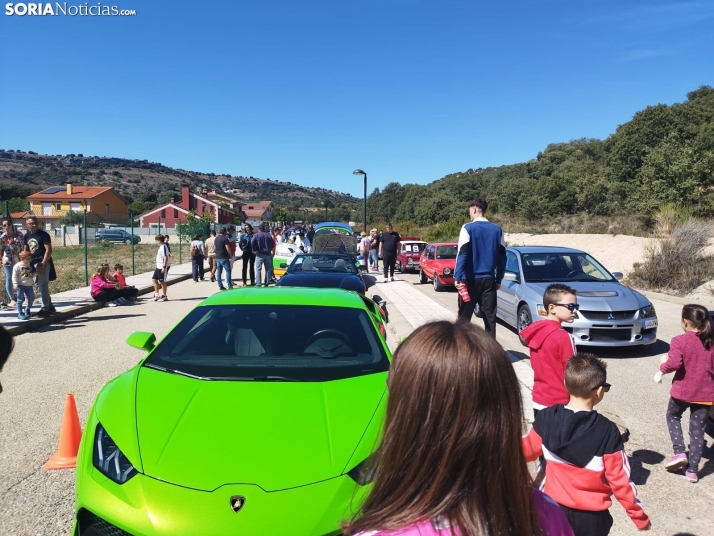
{"left": 347, "top": 454, "right": 377, "bottom": 486}
{"left": 93, "top": 424, "right": 138, "bottom": 484}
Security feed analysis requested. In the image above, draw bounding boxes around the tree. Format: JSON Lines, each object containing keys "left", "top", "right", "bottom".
{"left": 59, "top": 210, "right": 85, "bottom": 226}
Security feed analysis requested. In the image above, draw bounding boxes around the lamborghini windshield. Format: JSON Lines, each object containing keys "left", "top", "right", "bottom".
{"left": 144, "top": 305, "right": 388, "bottom": 381}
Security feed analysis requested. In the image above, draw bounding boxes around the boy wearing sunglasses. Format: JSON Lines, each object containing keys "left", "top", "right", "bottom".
{"left": 522, "top": 354, "right": 650, "bottom": 535}
{"left": 521, "top": 283, "right": 579, "bottom": 416}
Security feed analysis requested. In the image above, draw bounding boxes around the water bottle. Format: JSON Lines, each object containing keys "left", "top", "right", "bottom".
{"left": 457, "top": 283, "right": 470, "bottom": 302}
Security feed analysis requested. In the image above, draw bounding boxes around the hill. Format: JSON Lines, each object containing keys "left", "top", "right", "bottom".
{"left": 0, "top": 151, "right": 358, "bottom": 215}
{"left": 366, "top": 86, "right": 714, "bottom": 227}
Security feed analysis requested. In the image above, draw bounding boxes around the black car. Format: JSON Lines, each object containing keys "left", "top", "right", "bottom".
{"left": 276, "top": 254, "right": 366, "bottom": 295}
{"left": 95, "top": 228, "right": 141, "bottom": 244}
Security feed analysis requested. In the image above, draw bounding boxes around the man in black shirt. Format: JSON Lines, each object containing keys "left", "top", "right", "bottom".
{"left": 213, "top": 227, "right": 233, "bottom": 290}
{"left": 379, "top": 223, "right": 401, "bottom": 283}
{"left": 24, "top": 216, "right": 55, "bottom": 317}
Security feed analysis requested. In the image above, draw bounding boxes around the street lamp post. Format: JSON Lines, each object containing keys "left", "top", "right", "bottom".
{"left": 353, "top": 169, "right": 367, "bottom": 232}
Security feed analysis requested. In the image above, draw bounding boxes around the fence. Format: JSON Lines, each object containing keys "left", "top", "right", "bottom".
{"left": 1, "top": 202, "right": 196, "bottom": 297}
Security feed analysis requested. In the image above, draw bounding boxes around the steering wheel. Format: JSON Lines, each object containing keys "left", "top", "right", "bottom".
{"left": 304, "top": 329, "right": 352, "bottom": 359}
{"left": 306, "top": 329, "right": 351, "bottom": 345}
{"left": 564, "top": 270, "right": 580, "bottom": 279}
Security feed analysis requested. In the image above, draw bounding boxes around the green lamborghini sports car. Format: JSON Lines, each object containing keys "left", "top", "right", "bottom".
{"left": 74, "top": 288, "right": 390, "bottom": 536}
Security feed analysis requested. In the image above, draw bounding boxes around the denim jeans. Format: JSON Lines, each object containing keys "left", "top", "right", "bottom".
{"left": 255, "top": 253, "right": 273, "bottom": 286}
{"left": 34, "top": 261, "right": 53, "bottom": 311}
{"left": 369, "top": 250, "right": 379, "bottom": 269}
{"left": 17, "top": 285, "right": 34, "bottom": 316}
{"left": 3, "top": 265, "right": 12, "bottom": 303}
{"left": 215, "top": 258, "right": 232, "bottom": 289}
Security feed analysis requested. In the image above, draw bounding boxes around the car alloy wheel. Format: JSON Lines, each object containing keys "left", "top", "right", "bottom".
{"left": 124, "top": 239, "right": 131, "bottom": 244}
{"left": 396, "top": 261, "right": 402, "bottom": 273}
{"left": 419, "top": 268, "right": 428, "bottom": 284}
{"left": 517, "top": 304, "right": 532, "bottom": 346}
{"left": 433, "top": 275, "right": 443, "bottom": 292}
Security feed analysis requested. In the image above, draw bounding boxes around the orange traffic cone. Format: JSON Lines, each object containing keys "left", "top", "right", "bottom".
{"left": 44, "top": 393, "right": 83, "bottom": 470}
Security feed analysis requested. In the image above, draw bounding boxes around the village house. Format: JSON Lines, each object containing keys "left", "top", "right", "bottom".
{"left": 26, "top": 183, "right": 129, "bottom": 230}
{"left": 137, "top": 184, "right": 242, "bottom": 229}
{"left": 242, "top": 201, "right": 274, "bottom": 224}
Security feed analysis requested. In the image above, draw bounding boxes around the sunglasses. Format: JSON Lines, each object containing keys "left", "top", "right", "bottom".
{"left": 554, "top": 303, "right": 580, "bottom": 312}
{"left": 597, "top": 382, "right": 611, "bottom": 393}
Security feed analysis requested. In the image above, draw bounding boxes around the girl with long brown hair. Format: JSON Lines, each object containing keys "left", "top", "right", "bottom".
{"left": 343, "top": 321, "right": 572, "bottom": 536}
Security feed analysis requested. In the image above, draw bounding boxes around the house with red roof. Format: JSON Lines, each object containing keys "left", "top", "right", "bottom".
{"left": 137, "top": 184, "right": 241, "bottom": 229}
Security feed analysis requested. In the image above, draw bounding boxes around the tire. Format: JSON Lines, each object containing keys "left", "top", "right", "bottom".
{"left": 433, "top": 275, "right": 444, "bottom": 292}
{"left": 419, "top": 268, "right": 428, "bottom": 284}
{"left": 517, "top": 304, "right": 533, "bottom": 346}
{"left": 124, "top": 239, "right": 131, "bottom": 244}
{"left": 396, "top": 260, "right": 402, "bottom": 273}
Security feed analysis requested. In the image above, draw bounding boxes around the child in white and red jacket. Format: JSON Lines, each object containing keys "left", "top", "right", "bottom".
{"left": 520, "top": 283, "right": 577, "bottom": 414}
{"left": 659, "top": 304, "right": 714, "bottom": 483}
{"left": 522, "top": 353, "right": 651, "bottom": 536}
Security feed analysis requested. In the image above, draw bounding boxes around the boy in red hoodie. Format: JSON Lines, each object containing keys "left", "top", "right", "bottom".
{"left": 520, "top": 283, "right": 577, "bottom": 414}
{"left": 522, "top": 353, "right": 650, "bottom": 535}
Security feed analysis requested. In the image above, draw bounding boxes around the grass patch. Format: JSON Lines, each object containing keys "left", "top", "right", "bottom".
{"left": 47, "top": 243, "right": 191, "bottom": 294}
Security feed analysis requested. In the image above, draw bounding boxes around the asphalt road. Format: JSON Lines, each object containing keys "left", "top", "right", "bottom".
{"left": 388, "top": 269, "right": 714, "bottom": 536}
{"left": 1, "top": 274, "right": 712, "bottom": 535}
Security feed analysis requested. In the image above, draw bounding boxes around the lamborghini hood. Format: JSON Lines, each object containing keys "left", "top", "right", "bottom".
{"left": 135, "top": 367, "right": 386, "bottom": 492}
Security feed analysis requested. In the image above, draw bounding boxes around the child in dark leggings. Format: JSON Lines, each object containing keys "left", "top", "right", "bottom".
{"left": 660, "top": 304, "right": 714, "bottom": 483}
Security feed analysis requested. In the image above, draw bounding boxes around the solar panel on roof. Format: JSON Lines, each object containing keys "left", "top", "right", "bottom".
{"left": 40, "top": 187, "right": 66, "bottom": 194}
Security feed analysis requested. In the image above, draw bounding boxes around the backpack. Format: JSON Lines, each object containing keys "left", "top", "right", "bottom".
{"left": 190, "top": 243, "right": 198, "bottom": 257}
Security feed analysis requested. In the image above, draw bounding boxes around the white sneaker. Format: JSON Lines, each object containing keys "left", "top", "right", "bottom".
{"left": 158, "top": 295, "right": 168, "bottom": 302}
{"left": 106, "top": 301, "right": 118, "bottom": 307}
{"left": 383, "top": 278, "right": 388, "bottom": 283}
{"left": 151, "top": 293, "right": 160, "bottom": 301}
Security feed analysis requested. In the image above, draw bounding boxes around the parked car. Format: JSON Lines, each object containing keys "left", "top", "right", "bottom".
{"left": 276, "top": 253, "right": 366, "bottom": 294}
{"left": 95, "top": 228, "right": 141, "bottom": 244}
{"left": 498, "top": 246, "right": 658, "bottom": 347}
{"left": 396, "top": 240, "right": 427, "bottom": 273}
{"left": 74, "top": 288, "right": 390, "bottom": 536}
{"left": 419, "top": 242, "right": 457, "bottom": 291}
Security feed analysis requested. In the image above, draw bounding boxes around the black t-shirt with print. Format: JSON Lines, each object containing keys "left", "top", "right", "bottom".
{"left": 24, "top": 229, "right": 51, "bottom": 265}
{"left": 380, "top": 231, "right": 401, "bottom": 254}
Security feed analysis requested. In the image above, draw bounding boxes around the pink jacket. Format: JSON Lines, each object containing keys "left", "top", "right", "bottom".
{"left": 90, "top": 275, "right": 115, "bottom": 298}
{"left": 660, "top": 330, "right": 714, "bottom": 402}
{"left": 356, "top": 490, "right": 573, "bottom": 536}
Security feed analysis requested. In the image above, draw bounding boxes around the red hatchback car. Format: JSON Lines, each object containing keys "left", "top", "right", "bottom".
{"left": 419, "top": 242, "right": 458, "bottom": 291}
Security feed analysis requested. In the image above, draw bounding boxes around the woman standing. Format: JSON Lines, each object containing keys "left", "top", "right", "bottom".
{"left": 1, "top": 216, "right": 24, "bottom": 308}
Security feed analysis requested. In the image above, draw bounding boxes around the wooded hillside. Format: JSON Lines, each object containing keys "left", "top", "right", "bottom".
{"left": 367, "top": 86, "right": 714, "bottom": 226}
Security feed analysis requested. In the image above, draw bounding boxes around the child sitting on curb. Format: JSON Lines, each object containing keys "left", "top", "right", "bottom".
{"left": 112, "top": 264, "right": 139, "bottom": 302}
{"left": 12, "top": 251, "right": 35, "bottom": 320}
{"left": 90, "top": 264, "right": 134, "bottom": 306}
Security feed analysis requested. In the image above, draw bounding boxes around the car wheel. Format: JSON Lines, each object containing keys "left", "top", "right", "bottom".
{"left": 433, "top": 275, "right": 444, "bottom": 292}
{"left": 419, "top": 268, "right": 428, "bottom": 284}
{"left": 396, "top": 260, "right": 402, "bottom": 273}
{"left": 124, "top": 239, "right": 131, "bottom": 244}
{"left": 517, "top": 304, "right": 533, "bottom": 346}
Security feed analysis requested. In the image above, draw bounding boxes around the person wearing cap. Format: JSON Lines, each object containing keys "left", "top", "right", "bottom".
{"left": 251, "top": 223, "right": 276, "bottom": 287}
{"left": 378, "top": 224, "right": 401, "bottom": 283}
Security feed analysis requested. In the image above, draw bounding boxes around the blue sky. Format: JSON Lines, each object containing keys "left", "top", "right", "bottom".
{"left": 1, "top": 0, "right": 712, "bottom": 198}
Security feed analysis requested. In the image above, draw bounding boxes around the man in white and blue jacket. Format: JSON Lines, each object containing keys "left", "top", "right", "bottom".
{"left": 454, "top": 198, "right": 507, "bottom": 336}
